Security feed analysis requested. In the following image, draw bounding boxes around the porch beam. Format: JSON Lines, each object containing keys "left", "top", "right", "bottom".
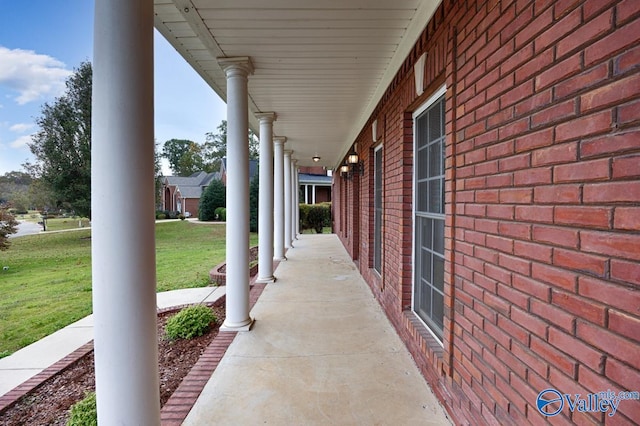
{"left": 255, "top": 112, "right": 277, "bottom": 283}
{"left": 273, "top": 137, "right": 287, "bottom": 261}
{"left": 91, "top": 0, "right": 160, "bottom": 423}
{"left": 218, "top": 56, "right": 254, "bottom": 331}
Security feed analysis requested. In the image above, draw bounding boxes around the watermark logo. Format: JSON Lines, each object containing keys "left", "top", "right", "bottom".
{"left": 537, "top": 389, "right": 564, "bottom": 416}
{"left": 536, "top": 388, "right": 639, "bottom": 417}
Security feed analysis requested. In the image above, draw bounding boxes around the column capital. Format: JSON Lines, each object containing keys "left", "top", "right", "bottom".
{"left": 284, "top": 149, "right": 293, "bottom": 157}
{"left": 255, "top": 112, "right": 277, "bottom": 123}
{"left": 273, "top": 136, "right": 287, "bottom": 145}
{"left": 217, "top": 56, "right": 254, "bottom": 77}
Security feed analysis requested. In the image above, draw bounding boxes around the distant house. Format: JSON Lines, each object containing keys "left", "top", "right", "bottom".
{"left": 161, "top": 159, "right": 258, "bottom": 217}
{"left": 298, "top": 166, "right": 331, "bottom": 204}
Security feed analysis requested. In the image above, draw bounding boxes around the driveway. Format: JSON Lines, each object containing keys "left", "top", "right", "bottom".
{"left": 9, "top": 220, "right": 43, "bottom": 238}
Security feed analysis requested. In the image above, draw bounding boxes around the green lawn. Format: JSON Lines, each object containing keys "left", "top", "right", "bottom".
{"left": 0, "top": 221, "right": 256, "bottom": 357}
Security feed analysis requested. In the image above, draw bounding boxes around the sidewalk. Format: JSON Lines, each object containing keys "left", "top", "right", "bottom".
{"left": 0, "top": 234, "right": 451, "bottom": 425}
{"left": 183, "top": 234, "right": 451, "bottom": 425}
{"left": 0, "top": 286, "right": 226, "bottom": 398}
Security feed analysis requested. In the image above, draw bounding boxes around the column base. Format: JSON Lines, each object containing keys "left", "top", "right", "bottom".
{"left": 220, "top": 318, "right": 254, "bottom": 332}
{"left": 255, "top": 275, "right": 275, "bottom": 284}
{"left": 274, "top": 256, "right": 287, "bottom": 261}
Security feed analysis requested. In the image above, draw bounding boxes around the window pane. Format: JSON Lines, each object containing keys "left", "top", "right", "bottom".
{"left": 433, "top": 256, "right": 444, "bottom": 292}
{"left": 428, "top": 179, "right": 442, "bottom": 213}
{"left": 433, "top": 219, "right": 444, "bottom": 254}
{"left": 429, "top": 101, "right": 443, "bottom": 141}
{"left": 432, "top": 290, "right": 444, "bottom": 331}
{"left": 428, "top": 141, "right": 442, "bottom": 177}
{"left": 421, "top": 248, "right": 432, "bottom": 284}
{"left": 421, "top": 217, "right": 433, "bottom": 250}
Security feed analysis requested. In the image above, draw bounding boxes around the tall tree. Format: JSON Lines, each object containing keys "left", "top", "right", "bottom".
{"left": 27, "top": 62, "right": 92, "bottom": 217}
{"left": 161, "top": 139, "right": 206, "bottom": 176}
{"left": 203, "top": 120, "right": 259, "bottom": 171}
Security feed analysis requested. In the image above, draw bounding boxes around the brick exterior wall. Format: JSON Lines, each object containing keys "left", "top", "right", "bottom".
{"left": 335, "top": 0, "right": 640, "bottom": 424}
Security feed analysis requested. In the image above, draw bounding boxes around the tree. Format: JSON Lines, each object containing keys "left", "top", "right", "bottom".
{"left": 162, "top": 139, "right": 206, "bottom": 176}
{"left": 27, "top": 62, "right": 92, "bottom": 218}
{"left": 249, "top": 171, "right": 259, "bottom": 232}
{"left": 0, "top": 204, "right": 18, "bottom": 251}
{"left": 198, "top": 179, "right": 226, "bottom": 221}
{"left": 154, "top": 142, "right": 164, "bottom": 208}
{"left": 203, "top": 120, "right": 259, "bottom": 171}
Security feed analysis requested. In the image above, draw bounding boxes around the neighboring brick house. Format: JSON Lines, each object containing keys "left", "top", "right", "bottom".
{"left": 334, "top": 1, "right": 640, "bottom": 425}
{"left": 161, "top": 171, "right": 219, "bottom": 218}
{"left": 161, "top": 159, "right": 259, "bottom": 217}
{"left": 299, "top": 166, "right": 332, "bottom": 204}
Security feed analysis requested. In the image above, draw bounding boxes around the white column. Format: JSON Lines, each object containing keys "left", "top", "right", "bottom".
{"left": 255, "top": 112, "right": 276, "bottom": 283}
{"left": 293, "top": 162, "right": 300, "bottom": 239}
{"left": 218, "top": 57, "right": 254, "bottom": 331}
{"left": 92, "top": 0, "right": 159, "bottom": 424}
{"left": 284, "top": 150, "right": 293, "bottom": 249}
{"left": 312, "top": 184, "right": 316, "bottom": 204}
{"left": 273, "top": 137, "right": 287, "bottom": 260}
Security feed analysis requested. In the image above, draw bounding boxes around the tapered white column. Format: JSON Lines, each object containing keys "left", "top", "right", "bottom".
{"left": 92, "top": 0, "right": 160, "bottom": 424}
{"left": 218, "top": 57, "right": 254, "bottom": 331}
{"left": 273, "top": 137, "right": 287, "bottom": 260}
{"left": 255, "top": 112, "right": 276, "bottom": 283}
{"left": 292, "top": 161, "right": 299, "bottom": 239}
{"left": 284, "top": 150, "right": 293, "bottom": 249}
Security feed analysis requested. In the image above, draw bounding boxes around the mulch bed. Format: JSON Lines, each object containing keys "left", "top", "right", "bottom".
{"left": 0, "top": 298, "right": 225, "bottom": 426}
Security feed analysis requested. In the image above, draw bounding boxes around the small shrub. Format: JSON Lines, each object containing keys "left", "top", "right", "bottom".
{"left": 67, "top": 391, "right": 97, "bottom": 426}
{"left": 165, "top": 305, "right": 216, "bottom": 340}
{"left": 156, "top": 213, "right": 167, "bottom": 220}
{"left": 214, "top": 207, "right": 226, "bottom": 221}
{"left": 178, "top": 214, "right": 185, "bottom": 220}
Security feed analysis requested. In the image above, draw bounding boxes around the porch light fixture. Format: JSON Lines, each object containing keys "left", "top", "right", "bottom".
{"left": 341, "top": 146, "right": 364, "bottom": 180}
{"left": 312, "top": 155, "right": 321, "bottom": 162}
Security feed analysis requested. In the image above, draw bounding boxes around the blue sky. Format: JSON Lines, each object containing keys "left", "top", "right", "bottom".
{"left": 0, "top": 1, "right": 227, "bottom": 175}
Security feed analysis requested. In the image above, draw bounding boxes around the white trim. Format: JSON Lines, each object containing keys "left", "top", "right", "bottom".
{"left": 411, "top": 84, "right": 446, "bottom": 347}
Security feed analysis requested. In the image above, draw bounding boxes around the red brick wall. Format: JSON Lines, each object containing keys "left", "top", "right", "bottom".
{"left": 335, "top": 0, "right": 640, "bottom": 424}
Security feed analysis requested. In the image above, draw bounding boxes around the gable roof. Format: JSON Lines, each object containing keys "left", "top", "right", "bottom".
{"left": 164, "top": 171, "right": 220, "bottom": 199}
{"left": 221, "top": 158, "right": 259, "bottom": 181}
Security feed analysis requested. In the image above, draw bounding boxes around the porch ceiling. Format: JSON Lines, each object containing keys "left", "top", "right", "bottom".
{"left": 154, "top": 0, "right": 440, "bottom": 168}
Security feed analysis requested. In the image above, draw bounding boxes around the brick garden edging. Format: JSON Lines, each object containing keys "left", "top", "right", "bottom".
{"left": 0, "top": 283, "right": 268, "bottom": 421}
{"left": 160, "top": 282, "right": 267, "bottom": 425}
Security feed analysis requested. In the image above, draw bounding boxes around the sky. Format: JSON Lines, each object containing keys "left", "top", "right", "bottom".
{"left": 0, "top": 1, "right": 227, "bottom": 176}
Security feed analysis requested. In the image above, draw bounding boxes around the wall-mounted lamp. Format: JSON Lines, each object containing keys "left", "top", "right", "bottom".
{"left": 341, "top": 146, "right": 364, "bottom": 180}
{"left": 312, "top": 155, "right": 321, "bottom": 162}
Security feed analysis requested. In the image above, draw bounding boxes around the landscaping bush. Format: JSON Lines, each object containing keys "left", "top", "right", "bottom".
{"left": 156, "top": 211, "right": 167, "bottom": 220}
{"left": 299, "top": 203, "right": 311, "bottom": 231}
{"left": 214, "top": 207, "right": 226, "bottom": 221}
{"left": 165, "top": 305, "right": 217, "bottom": 340}
{"left": 307, "top": 203, "right": 331, "bottom": 233}
{"left": 199, "top": 179, "right": 225, "bottom": 221}
{"left": 66, "top": 391, "right": 97, "bottom": 426}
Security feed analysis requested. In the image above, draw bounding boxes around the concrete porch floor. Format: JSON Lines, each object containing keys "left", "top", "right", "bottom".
{"left": 184, "top": 234, "right": 451, "bottom": 425}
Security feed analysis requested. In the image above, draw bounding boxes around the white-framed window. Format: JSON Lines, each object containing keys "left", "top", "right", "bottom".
{"left": 373, "top": 144, "right": 383, "bottom": 273}
{"left": 413, "top": 85, "right": 446, "bottom": 342}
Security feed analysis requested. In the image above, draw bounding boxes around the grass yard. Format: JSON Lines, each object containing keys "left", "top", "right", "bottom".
{"left": 0, "top": 220, "right": 256, "bottom": 357}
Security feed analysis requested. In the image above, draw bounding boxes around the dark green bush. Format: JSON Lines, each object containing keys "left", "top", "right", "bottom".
{"left": 307, "top": 203, "right": 331, "bottom": 233}
{"left": 165, "top": 305, "right": 217, "bottom": 340}
{"left": 66, "top": 391, "right": 97, "bottom": 426}
{"left": 299, "top": 203, "right": 311, "bottom": 231}
{"left": 199, "top": 179, "right": 226, "bottom": 221}
{"left": 214, "top": 207, "right": 226, "bottom": 221}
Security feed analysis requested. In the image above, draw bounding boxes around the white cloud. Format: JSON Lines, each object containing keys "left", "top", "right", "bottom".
{"left": 0, "top": 46, "right": 71, "bottom": 105}
{"left": 9, "top": 123, "right": 34, "bottom": 133}
{"left": 9, "top": 134, "right": 32, "bottom": 149}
